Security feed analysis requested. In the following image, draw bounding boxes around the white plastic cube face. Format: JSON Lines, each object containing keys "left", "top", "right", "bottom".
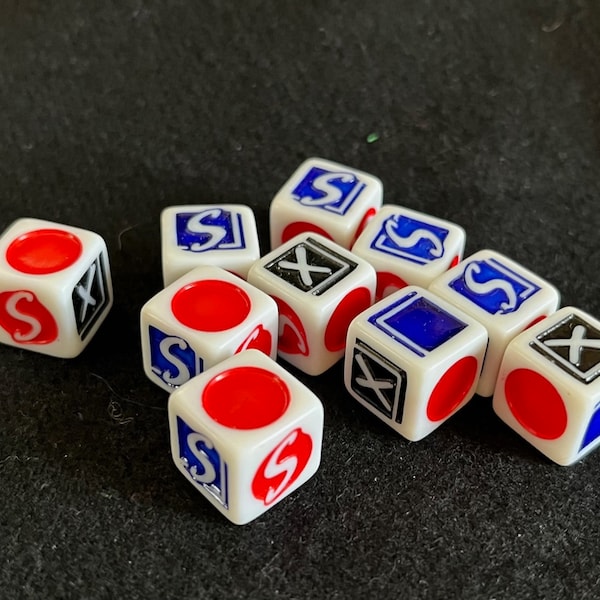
{"left": 344, "top": 286, "right": 488, "bottom": 441}
{"left": 0, "top": 218, "right": 113, "bottom": 358}
{"left": 161, "top": 204, "right": 260, "bottom": 287}
{"left": 168, "top": 349, "right": 324, "bottom": 525}
{"left": 493, "top": 307, "right": 600, "bottom": 466}
{"left": 269, "top": 157, "right": 383, "bottom": 251}
{"left": 429, "top": 249, "right": 560, "bottom": 396}
{"left": 140, "top": 265, "right": 279, "bottom": 393}
{"left": 352, "top": 205, "right": 465, "bottom": 300}
{"left": 248, "top": 232, "right": 376, "bottom": 376}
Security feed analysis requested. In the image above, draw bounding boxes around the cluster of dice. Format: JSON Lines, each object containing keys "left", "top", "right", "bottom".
{"left": 2, "top": 157, "right": 600, "bottom": 525}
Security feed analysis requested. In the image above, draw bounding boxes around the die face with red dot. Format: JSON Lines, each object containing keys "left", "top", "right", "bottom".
{"left": 247, "top": 232, "right": 376, "bottom": 376}
{"left": 0, "top": 218, "right": 113, "bottom": 358}
{"left": 140, "top": 265, "right": 278, "bottom": 393}
{"left": 493, "top": 307, "right": 600, "bottom": 466}
{"left": 429, "top": 249, "right": 560, "bottom": 397}
{"left": 344, "top": 285, "right": 488, "bottom": 441}
{"left": 351, "top": 205, "right": 465, "bottom": 301}
{"left": 168, "top": 349, "right": 324, "bottom": 525}
{"left": 160, "top": 204, "right": 261, "bottom": 287}
{"left": 269, "top": 157, "right": 383, "bottom": 251}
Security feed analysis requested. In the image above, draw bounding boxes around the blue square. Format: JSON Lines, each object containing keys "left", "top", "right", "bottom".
{"left": 370, "top": 214, "right": 450, "bottom": 265}
{"left": 368, "top": 291, "right": 468, "bottom": 357}
{"left": 176, "top": 416, "right": 228, "bottom": 507}
{"left": 449, "top": 257, "right": 540, "bottom": 315}
{"left": 175, "top": 208, "right": 245, "bottom": 252}
{"left": 291, "top": 166, "right": 366, "bottom": 215}
{"left": 149, "top": 325, "right": 203, "bottom": 388}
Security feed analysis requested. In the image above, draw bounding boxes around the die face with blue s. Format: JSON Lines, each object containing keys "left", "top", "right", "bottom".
{"left": 344, "top": 286, "right": 487, "bottom": 441}
{"left": 493, "top": 307, "right": 600, "bottom": 466}
{"left": 161, "top": 204, "right": 260, "bottom": 287}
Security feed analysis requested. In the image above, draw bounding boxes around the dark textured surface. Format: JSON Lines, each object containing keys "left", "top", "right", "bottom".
{"left": 1, "top": 1, "right": 600, "bottom": 598}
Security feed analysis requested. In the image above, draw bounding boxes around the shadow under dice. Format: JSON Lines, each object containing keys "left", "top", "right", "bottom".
{"left": 168, "top": 350, "right": 324, "bottom": 525}
{"left": 493, "top": 307, "right": 600, "bottom": 466}
{"left": 351, "top": 205, "right": 465, "bottom": 300}
{"left": 344, "top": 286, "right": 488, "bottom": 441}
{"left": 160, "top": 204, "right": 260, "bottom": 287}
{"left": 0, "top": 218, "right": 113, "bottom": 358}
{"left": 248, "top": 233, "right": 376, "bottom": 376}
{"left": 140, "top": 265, "right": 278, "bottom": 392}
{"left": 269, "top": 157, "right": 383, "bottom": 250}
{"left": 429, "top": 249, "right": 560, "bottom": 397}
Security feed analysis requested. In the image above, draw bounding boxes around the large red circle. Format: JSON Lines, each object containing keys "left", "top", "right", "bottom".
{"left": 426, "top": 356, "right": 478, "bottom": 422}
{"left": 171, "top": 279, "right": 251, "bottom": 331}
{"left": 281, "top": 222, "right": 333, "bottom": 244}
{"left": 324, "top": 286, "right": 372, "bottom": 351}
{"left": 505, "top": 368, "right": 567, "bottom": 440}
{"left": 201, "top": 366, "right": 291, "bottom": 429}
{"left": 6, "top": 229, "right": 83, "bottom": 275}
{"left": 376, "top": 271, "right": 408, "bottom": 300}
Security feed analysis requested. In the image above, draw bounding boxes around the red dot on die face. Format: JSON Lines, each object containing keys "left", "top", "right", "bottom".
{"left": 281, "top": 222, "right": 332, "bottom": 244}
{"left": 426, "top": 356, "right": 478, "bottom": 422}
{"left": 505, "top": 368, "right": 567, "bottom": 440}
{"left": 376, "top": 272, "right": 408, "bottom": 301}
{"left": 324, "top": 286, "right": 372, "bottom": 351}
{"left": 171, "top": 279, "right": 251, "bottom": 332}
{"left": 6, "top": 229, "right": 83, "bottom": 275}
{"left": 202, "top": 366, "right": 291, "bottom": 429}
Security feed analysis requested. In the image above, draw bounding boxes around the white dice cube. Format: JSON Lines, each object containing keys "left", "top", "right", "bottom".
{"left": 344, "top": 286, "right": 488, "bottom": 441}
{"left": 248, "top": 232, "right": 376, "bottom": 376}
{"left": 168, "top": 349, "right": 324, "bottom": 524}
{"left": 161, "top": 204, "right": 260, "bottom": 287}
{"left": 0, "top": 217, "right": 113, "bottom": 358}
{"left": 141, "top": 265, "right": 278, "bottom": 392}
{"left": 429, "top": 249, "right": 560, "bottom": 396}
{"left": 269, "top": 157, "right": 383, "bottom": 250}
{"left": 493, "top": 307, "right": 600, "bottom": 466}
{"left": 352, "top": 205, "right": 466, "bottom": 300}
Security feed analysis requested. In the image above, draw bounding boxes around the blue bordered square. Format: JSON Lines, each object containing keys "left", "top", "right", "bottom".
{"left": 290, "top": 166, "right": 366, "bottom": 215}
{"left": 175, "top": 208, "right": 246, "bottom": 253}
{"left": 176, "top": 416, "right": 229, "bottom": 508}
{"left": 370, "top": 214, "right": 450, "bottom": 265}
{"left": 368, "top": 291, "right": 468, "bottom": 357}
{"left": 449, "top": 257, "right": 540, "bottom": 315}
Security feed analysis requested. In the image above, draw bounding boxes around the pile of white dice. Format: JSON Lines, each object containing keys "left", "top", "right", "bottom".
{"left": 1, "top": 157, "right": 599, "bottom": 525}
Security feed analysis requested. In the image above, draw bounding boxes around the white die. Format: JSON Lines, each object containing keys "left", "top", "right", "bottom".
{"left": 493, "top": 307, "right": 600, "bottom": 466}
{"left": 269, "top": 157, "right": 383, "bottom": 250}
{"left": 168, "top": 349, "right": 324, "bottom": 525}
{"left": 140, "top": 265, "right": 278, "bottom": 392}
{"left": 429, "top": 249, "right": 560, "bottom": 397}
{"left": 344, "top": 286, "right": 488, "bottom": 441}
{"left": 0, "top": 218, "right": 113, "bottom": 358}
{"left": 352, "top": 205, "right": 466, "bottom": 300}
{"left": 160, "top": 204, "right": 260, "bottom": 287}
{"left": 248, "top": 232, "right": 376, "bottom": 376}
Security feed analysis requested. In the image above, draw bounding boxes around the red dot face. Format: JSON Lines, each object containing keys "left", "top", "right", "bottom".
{"left": 201, "top": 366, "right": 290, "bottom": 429}
{"left": 235, "top": 324, "right": 273, "bottom": 355}
{"left": 324, "top": 287, "right": 372, "bottom": 351}
{"left": 376, "top": 272, "right": 408, "bottom": 301}
{"left": 274, "top": 296, "right": 309, "bottom": 356}
{"left": 505, "top": 368, "right": 567, "bottom": 440}
{"left": 449, "top": 255, "right": 460, "bottom": 269}
{"left": 352, "top": 207, "right": 378, "bottom": 244}
{"left": 426, "top": 356, "right": 478, "bottom": 422}
{"left": 0, "top": 290, "right": 58, "bottom": 344}
{"left": 171, "top": 279, "right": 251, "bottom": 332}
{"left": 6, "top": 229, "right": 83, "bottom": 275}
{"left": 252, "top": 427, "right": 313, "bottom": 506}
{"left": 281, "top": 222, "right": 332, "bottom": 245}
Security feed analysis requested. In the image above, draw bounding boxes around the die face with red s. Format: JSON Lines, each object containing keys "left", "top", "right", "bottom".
{"left": 493, "top": 307, "right": 600, "bottom": 466}
{"left": 269, "top": 157, "right": 383, "bottom": 251}
{"left": 0, "top": 218, "right": 113, "bottom": 358}
{"left": 248, "top": 232, "right": 376, "bottom": 376}
{"left": 429, "top": 249, "right": 561, "bottom": 397}
{"left": 352, "top": 205, "right": 465, "bottom": 301}
{"left": 160, "top": 204, "right": 260, "bottom": 287}
{"left": 344, "top": 286, "right": 488, "bottom": 441}
{"left": 168, "top": 349, "right": 324, "bottom": 525}
{"left": 140, "top": 265, "right": 278, "bottom": 393}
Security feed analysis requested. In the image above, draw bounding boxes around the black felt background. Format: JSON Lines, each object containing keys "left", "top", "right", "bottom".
{"left": 1, "top": 1, "right": 600, "bottom": 598}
